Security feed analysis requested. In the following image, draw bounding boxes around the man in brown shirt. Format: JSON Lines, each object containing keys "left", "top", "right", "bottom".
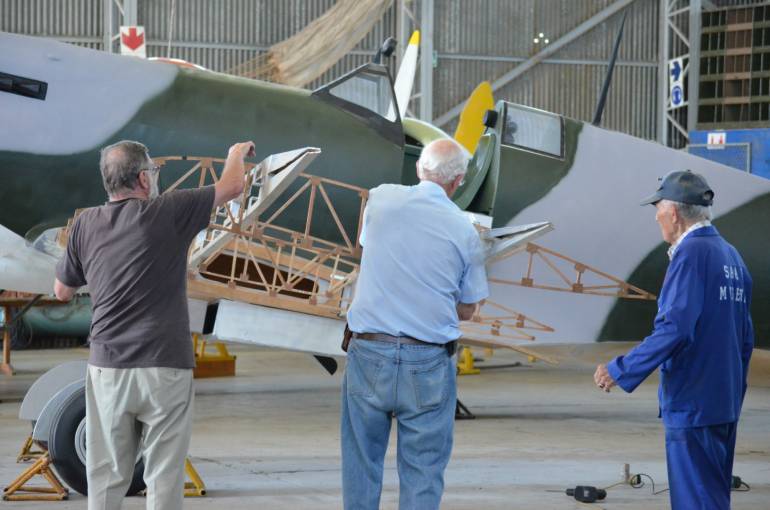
{"left": 55, "top": 139, "right": 254, "bottom": 510}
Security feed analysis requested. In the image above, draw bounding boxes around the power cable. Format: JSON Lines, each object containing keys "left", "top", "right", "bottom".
{"left": 555, "top": 472, "right": 750, "bottom": 503}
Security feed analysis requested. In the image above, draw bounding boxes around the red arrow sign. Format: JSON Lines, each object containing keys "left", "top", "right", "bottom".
{"left": 121, "top": 27, "right": 144, "bottom": 51}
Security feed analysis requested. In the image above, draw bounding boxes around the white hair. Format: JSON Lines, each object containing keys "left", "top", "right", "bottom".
{"left": 417, "top": 139, "right": 470, "bottom": 185}
{"left": 661, "top": 199, "right": 712, "bottom": 224}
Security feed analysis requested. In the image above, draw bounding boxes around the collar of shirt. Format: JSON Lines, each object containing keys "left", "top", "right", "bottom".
{"left": 667, "top": 220, "right": 712, "bottom": 260}
{"left": 417, "top": 180, "right": 450, "bottom": 200}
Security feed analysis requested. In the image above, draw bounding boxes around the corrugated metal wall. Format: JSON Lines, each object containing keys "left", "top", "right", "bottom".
{"left": 427, "top": 0, "right": 660, "bottom": 139}
{"left": 1, "top": 0, "right": 664, "bottom": 140}
{"left": 137, "top": 0, "right": 397, "bottom": 88}
{"left": 0, "top": 0, "right": 397, "bottom": 87}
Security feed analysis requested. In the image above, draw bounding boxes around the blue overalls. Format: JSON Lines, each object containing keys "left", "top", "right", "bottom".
{"left": 608, "top": 226, "right": 754, "bottom": 509}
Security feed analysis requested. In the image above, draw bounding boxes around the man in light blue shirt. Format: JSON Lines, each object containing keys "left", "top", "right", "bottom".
{"left": 342, "top": 139, "right": 489, "bottom": 510}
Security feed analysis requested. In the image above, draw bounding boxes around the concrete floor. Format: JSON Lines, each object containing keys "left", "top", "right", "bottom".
{"left": 1, "top": 344, "right": 769, "bottom": 509}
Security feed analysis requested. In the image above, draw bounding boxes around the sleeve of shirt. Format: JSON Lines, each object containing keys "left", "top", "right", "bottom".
{"left": 459, "top": 230, "right": 489, "bottom": 304}
{"left": 167, "top": 186, "right": 216, "bottom": 241}
{"left": 607, "top": 250, "right": 704, "bottom": 393}
{"left": 55, "top": 217, "right": 86, "bottom": 288}
{"left": 359, "top": 204, "right": 370, "bottom": 247}
{"left": 741, "top": 271, "right": 755, "bottom": 402}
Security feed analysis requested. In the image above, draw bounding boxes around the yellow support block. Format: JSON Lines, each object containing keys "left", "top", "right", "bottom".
{"left": 184, "top": 458, "right": 206, "bottom": 497}
{"left": 457, "top": 346, "right": 480, "bottom": 376}
{"left": 192, "top": 334, "right": 236, "bottom": 378}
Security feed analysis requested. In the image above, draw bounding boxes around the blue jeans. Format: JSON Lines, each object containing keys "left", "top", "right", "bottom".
{"left": 341, "top": 339, "right": 456, "bottom": 510}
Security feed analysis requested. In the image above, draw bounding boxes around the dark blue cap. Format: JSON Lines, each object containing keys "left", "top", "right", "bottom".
{"left": 640, "top": 170, "right": 714, "bottom": 206}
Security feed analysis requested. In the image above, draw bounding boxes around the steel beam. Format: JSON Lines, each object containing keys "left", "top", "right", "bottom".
{"left": 433, "top": 0, "right": 637, "bottom": 128}
{"left": 396, "top": 0, "right": 415, "bottom": 71}
{"left": 437, "top": 53, "right": 656, "bottom": 68}
{"left": 688, "top": 0, "right": 702, "bottom": 132}
{"left": 102, "top": 0, "right": 115, "bottom": 52}
{"left": 102, "top": 0, "right": 137, "bottom": 53}
{"left": 658, "top": 0, "right": 670, "bottom": 145}
{"left": 659, "top": 0, "right": 702, "bottom": 148}
{"left": 419, "top": 0, "right": 434, "bottom": 121}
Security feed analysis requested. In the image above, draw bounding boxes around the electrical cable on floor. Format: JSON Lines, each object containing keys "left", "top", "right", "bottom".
{"left": 555, "top": 473, "right": 750, "bottom": 503}
{"left": 625, "top": 473, "right": 669, "bottom": 495}
{"left": 732, "top": 476, "right": 751, "bottom": 491}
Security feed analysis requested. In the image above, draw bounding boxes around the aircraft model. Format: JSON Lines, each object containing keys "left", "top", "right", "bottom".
{"left": 1, "top": 28, "right": 768, "bottom": 354}
{"left": 0, "top": 30, "right": 660, "bottom": 355}
{"left": 1, "top": 30, "right": 769, "bottom": 497}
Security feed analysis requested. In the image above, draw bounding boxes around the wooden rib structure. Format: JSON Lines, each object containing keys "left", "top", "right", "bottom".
{"left": 489, "top": 242, "right": 656, "bottom": 301}
{"left": 155, "top": 153, "right": 366, "bottom": 321}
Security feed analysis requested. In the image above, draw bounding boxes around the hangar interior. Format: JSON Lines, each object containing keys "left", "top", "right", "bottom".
{"left": 1, "top": 0, "right": 769, "bottom": 508}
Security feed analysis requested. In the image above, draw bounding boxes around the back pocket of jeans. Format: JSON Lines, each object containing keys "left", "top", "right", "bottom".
{"left": 412, "top": 359, "right": 448, "bottom": 410}
{"left": 346, "top": 348, "right": 384, "bottom": 398}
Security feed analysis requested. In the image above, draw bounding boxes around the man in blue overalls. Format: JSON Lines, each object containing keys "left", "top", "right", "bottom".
{"left": 594, "top": 170, "right": 754, "bottom": 509}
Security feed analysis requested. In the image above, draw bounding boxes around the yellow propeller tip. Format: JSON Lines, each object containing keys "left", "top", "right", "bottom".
{"left": 409, "top": 31, "right": 420, "bottom": 46}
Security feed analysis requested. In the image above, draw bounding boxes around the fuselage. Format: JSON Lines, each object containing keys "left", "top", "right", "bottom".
{"left": 0, "top": 31, "right": 404, "bottom": 241}
{"left": 2, "top": 31, "right": 768, "bottom": 348}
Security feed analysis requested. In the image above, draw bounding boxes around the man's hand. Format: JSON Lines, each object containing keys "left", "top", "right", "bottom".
{"left": 227, "top": 141, "right": 256, "bottom": 159}
{"left": 54, "top": 278, "right": 77, "bottom": 302}
{"left": 457, "top": 301, "right": 479, "bottom": 322}
{"left": 215, "top": 141, "right": 256, "bottom": 208}
{"left": 594, "top": 363, "right": 616, "bottom": 393}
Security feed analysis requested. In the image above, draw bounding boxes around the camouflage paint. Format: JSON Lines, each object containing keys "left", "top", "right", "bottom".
{"left": 599, "top": 193, "right": 770, "bottom": 348}
{"left": 1, "top": 57, "right": 403, "bottom": 242}
{"left": 481, "top": 115, "right": 582, "bottom": 227}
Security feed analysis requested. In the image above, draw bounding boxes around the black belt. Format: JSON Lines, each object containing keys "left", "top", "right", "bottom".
{"left": 352, "top": 332, "right": 457, "bottom": 356}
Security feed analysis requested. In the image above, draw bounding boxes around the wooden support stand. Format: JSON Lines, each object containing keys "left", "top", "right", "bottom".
{"left": 193, "top": 334, "right": 236, "bottom": 379}
{"left": 3, "top": 453, "right": 69, "bottom": 501}
{"left": 1, "top": 306, "right": 14, "bottom": 376}
{"left": 184, "top": 458, "right": 207, "bottom": 497}
{"left": 16, "top": 436, "right": 44, "bottom": 463}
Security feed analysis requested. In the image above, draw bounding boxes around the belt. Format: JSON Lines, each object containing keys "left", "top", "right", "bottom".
{"left": 352, "top": 332, "right": 457, "bottom": 356}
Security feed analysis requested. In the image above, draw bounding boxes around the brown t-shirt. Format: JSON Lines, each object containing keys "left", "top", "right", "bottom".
{"left": 55, "top": 186, "right": 216, "bottom": 369}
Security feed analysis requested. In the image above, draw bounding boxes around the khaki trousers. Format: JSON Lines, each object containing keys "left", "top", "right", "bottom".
{"left": 85, "top": 365, "right": 194, "bottom": 510}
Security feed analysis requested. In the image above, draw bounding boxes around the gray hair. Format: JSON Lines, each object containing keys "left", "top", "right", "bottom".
{"left": 417, "top": 139, "right": 470, "bottom": 185}
{"left": 662, "top": 199, "right": 712, "bottom": 224}
{"left": 99, "top": 140, "right": 151, "bottom": 196}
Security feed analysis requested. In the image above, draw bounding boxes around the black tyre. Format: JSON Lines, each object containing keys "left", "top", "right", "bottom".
{"left": 48, "top": 387, "right": 145, "bottom": 496}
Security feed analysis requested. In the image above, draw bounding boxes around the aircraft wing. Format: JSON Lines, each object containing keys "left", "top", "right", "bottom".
{"left": 481, "top": 221, "right": 554, "bottom": 264}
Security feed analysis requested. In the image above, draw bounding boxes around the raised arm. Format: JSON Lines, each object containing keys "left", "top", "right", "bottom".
{"left": 214, "top": 141, "right": 256, "bottom": 208}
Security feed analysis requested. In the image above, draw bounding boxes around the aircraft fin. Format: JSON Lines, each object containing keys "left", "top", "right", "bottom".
{"left": 391, "top": 30, "right": 420, "bottom": 120}
{"left": 453, "top": 81, "right": 494, "bottom": 154}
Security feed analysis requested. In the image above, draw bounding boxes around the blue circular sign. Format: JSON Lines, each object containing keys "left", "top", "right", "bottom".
{"left": 672, "top": 85, "right": 683, "bottom": 106}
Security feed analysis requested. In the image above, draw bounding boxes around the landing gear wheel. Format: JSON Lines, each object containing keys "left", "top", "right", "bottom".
{"left": 48, "top": 386, "right": 145, "bottom": 496}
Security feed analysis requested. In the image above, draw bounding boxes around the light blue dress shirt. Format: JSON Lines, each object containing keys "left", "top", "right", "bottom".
{"left": 347, "top": 181, "right": 489, "bottom": 344}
